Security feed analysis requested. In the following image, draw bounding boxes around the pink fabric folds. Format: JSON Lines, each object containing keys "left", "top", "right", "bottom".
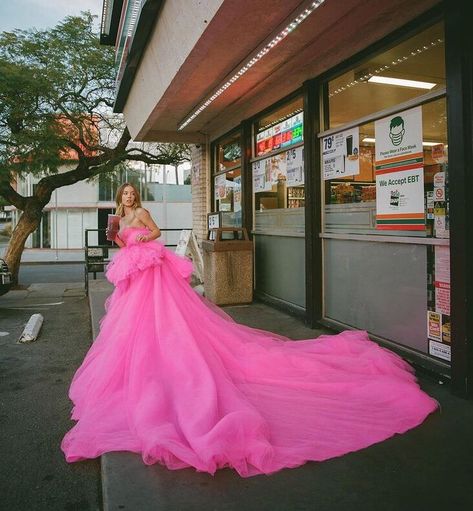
{"left": 61, "top": 227, "right": 437, "bottom": 477}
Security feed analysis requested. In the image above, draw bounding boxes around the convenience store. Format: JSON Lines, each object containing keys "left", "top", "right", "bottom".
{"left": 102, "top": 0, "right": 472, "bottom": 395}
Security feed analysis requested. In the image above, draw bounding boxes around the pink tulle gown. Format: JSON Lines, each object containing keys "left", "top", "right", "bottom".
{"left": 61, "top": 226, "right": 437, "bottom": 477}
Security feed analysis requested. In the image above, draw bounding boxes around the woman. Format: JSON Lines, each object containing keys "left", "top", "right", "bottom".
{"left": 61, "top": 182, "right": 437, "bottom": 478}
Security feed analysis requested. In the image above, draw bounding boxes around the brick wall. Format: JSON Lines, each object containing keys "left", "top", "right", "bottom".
{"left": 190, "top": 143, "right": 210, "bottom": 244}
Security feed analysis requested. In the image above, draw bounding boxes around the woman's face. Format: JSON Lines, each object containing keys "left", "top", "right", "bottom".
{"left": 121, "top": 186, "right": 136, "bottom": 207}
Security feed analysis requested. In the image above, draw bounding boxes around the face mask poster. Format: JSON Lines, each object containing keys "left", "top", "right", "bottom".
{"left": 374, "top": 106, "right": 425, "bottom": 231}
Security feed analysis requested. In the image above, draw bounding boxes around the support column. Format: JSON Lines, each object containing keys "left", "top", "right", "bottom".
{"left": 190, "top": 142, "right": 211, "bottom": 244}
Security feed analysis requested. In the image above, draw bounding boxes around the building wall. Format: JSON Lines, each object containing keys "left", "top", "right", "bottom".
{"left": 190, "top": 144, "right": 210, "bottom": 244}
{"left": 9, "top": 173, "right": 193, "bottom": 249}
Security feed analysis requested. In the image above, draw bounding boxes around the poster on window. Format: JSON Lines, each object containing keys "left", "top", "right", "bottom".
{"left": 286, "top": 146, "right": 304, "bottom": 186}
{"left": 374, "top": 106, "right": 425, "bottom": 230}
{"left": 322, "top": 127, "right": 359, "bottom": 180}
{"left": 233, "top": 176, "right": 241, "bottom": 213}
{"left": 270, "top": 153, "right": 287, "bottom": 184}
{"left": 215, "top": 173, "right": 226, "bottom": 200}
{"left": 263, "top": 158, "right": 273, "bottom": 190}
{"left": 434, "top": 245, "right": 450, "bottom": 315}
{"left": 252, "top": 160, "right": 265, "bottom": 192}
{"left": 429, "top": 339, "right": 451, "bottom": 361}
{"left": 375, "top": 168, "right": 425, "bottom": 230}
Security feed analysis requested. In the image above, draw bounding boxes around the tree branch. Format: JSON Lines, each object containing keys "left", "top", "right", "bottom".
{"left": 0, "top": 177, "right": 27, "bottom": 210}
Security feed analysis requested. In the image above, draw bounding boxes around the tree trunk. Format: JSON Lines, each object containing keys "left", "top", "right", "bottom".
{"left": 4, "top": 202, "right": 43, "bottom": 285}
{"left": 174, "top": 165, "right": 179, "bottom": 185}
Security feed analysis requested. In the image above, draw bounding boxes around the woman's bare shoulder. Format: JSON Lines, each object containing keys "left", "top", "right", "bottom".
{"left": 135, "top": 207, "right": 150, "bottom": 217}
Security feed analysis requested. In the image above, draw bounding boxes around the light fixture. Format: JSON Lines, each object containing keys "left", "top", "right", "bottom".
{"left": 368, "top": 76, "right": 436, "bottom": 89}
{"left": 329, "top": 37, "right": 443, "bottom": 97}
{"left": 362, "top": 137, "right": 442, "bottom": 147}
{"left": 178, "top": 0, "right": 326, "bottom": 130}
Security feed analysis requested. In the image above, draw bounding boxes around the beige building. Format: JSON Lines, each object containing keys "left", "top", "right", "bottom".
{"left": 101, "top": 0, "right": 473, "bottom": 396}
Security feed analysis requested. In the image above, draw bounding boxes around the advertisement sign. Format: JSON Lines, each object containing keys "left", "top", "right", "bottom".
{"left": 255, "top": 113, "right": 304, "bottom": 157}
{"left": 434, "top": 245, "right": 450, "bottom": 316}
{"left": 291, "top": 113, "right": 303, "bottom": 144}
{"left": 322, "top": 127, "right": 360, "bottom": 180}
{"left": 429, "top": 340, "right": 451, "bottom": 361}
{"left": 286, "top": 146, "right": 304, "bottom": 186}
{"left": 431, "top": 143, "right": 446, "bottom": 163}
{"left": 427, "top": 311, "right": 442, "bottom": 342}
{"left": 270, "top": 153, "right": 287, "bottom": 183}
{"left": 215, "top": 174, "right": 226, "bottom": 200}
{"left": 252, "top": 160, "right": 265, "bottom": 192}
{"left": 374, "top": 106, "right": 425, "bottom": 230}
{"left": 427, "top": 245, "right": 451, "bottom": 361}
{"left": 233, "top": 176, "right": 241, "bottom": 213}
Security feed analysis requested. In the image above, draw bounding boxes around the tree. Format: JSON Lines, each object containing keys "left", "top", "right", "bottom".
{"left": 0, "top": 13, "right": 190, "bottom": 284}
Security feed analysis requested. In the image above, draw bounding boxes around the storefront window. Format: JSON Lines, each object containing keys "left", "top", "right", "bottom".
{"left": 213, "top": 132, "right": 242, "bottom": 226}
{"left": 323, "top": 97, "right": 448, "bottom": 238}
{"left": 252, "top": 97, "right": 305, "bottom": 212}
{"left": 320, "top": 20, "right": 450, "bottom": 364}
{"left": 328, "top": 22, "right": 445, "bottom": 129}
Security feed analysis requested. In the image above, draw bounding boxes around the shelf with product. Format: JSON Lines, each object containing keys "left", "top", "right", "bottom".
{"left": 287, "top": 186, "right": 305, "bottom": 208}
{"left": 328, "top": 181, "right": 376, "bottom": 204}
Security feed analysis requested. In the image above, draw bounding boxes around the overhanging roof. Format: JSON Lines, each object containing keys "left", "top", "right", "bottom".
{"left": 107, "top": 0, "right": 442, "bottom": 143}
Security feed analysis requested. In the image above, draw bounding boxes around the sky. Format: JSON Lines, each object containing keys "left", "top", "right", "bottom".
{"left": 0, "top": 0, "right": 103, "bottom": 32}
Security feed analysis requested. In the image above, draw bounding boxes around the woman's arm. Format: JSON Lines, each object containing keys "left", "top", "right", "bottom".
{"left": 113, "top": 233, "right": 125, "bottom": 248}
{"left": 105, "top": 226, "right": 125, "bottom": 247}
{"left": 135, "top": 208, "right": 161, "bottom": 242}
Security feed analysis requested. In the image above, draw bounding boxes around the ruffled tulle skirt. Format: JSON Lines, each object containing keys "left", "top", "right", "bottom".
{"left": 61, "top": 228, "right": 437, "bottom": 477}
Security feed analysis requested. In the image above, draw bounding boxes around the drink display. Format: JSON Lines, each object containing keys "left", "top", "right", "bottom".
{"left": 106, "top": 214, "right": 120, "bottom": 241}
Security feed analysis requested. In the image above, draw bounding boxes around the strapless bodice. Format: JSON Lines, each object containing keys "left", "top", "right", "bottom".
{"left": 118, "top": 226, "right": 150, "bottom": 246}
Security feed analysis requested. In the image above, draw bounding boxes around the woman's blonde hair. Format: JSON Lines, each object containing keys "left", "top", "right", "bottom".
{"left": 115, "top": 182, "right": 142, "bottom": 217}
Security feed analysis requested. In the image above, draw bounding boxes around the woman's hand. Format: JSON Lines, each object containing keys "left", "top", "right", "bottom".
{"left": 136, "top": 233, "right": 149, "bottom": 242}
{"left": 105, "top": 227, "right": 116, "bottom": 240}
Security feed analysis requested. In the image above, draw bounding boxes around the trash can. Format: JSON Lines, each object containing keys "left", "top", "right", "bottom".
{"left": 201, "top": 227, "right": 253, "bottom": 305}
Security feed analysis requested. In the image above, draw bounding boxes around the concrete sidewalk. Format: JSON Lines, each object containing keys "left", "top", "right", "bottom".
{"left": 88, "top": 279, "right": 473, "bottom": 511}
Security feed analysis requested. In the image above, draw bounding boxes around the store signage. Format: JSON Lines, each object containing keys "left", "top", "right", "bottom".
{"left": 431, "top": 143, "right": 446, "bottom": 163}
{"left": 429, "top": 339, "right": 451, "bottom": 362}
{"left": 233, "top": 176, "right": 242, "bottom": 213}
{"left": 286, "top": 147, "right": 304, "bottom": 186}
{"left": 374, "top": 106, "right": 425, "bottom": 230}
{"left": 427, "top": 245, "right": 451, "bottom": 361}
{"left": 434, "top": 245, "right": 450, "bottom": 315}
{"left": 252, "top": 160, "right": 266, "bottom": 192}
{"left": 215, "top": 174, "right": 226, "bottom": 200}
{"left": 322, "top": 127, "right": 360, "bottom": 180}
{"left": 252, "top": 146, "right": 305, "bottom": 191}
{"left": 256, "top": 113, "right": 304, "bottom": 157}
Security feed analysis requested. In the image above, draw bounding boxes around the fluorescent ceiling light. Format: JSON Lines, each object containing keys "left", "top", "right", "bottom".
{"left": 368, "top": 76, "right": 436, "bottom": 89}
{"left": 362, "top": 137, "right": 442, "bottom": 147}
